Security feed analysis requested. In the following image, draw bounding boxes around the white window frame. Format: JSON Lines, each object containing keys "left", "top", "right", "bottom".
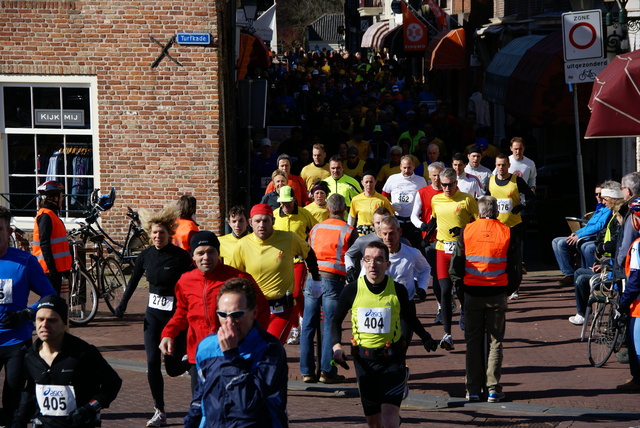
{"left": 0, "top": 75, "right": 100, "bottom": 229}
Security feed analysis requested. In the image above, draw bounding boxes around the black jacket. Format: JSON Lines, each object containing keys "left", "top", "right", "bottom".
{"left": 13, "top": 334, "right": 122, "bottom": 428}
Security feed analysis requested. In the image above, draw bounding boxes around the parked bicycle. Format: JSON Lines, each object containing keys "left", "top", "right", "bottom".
{"left": 585, "top": 262, "right": 627, "bottom": 367}
{"left": 67, "top": 188, "right": 148, "bottom": 325}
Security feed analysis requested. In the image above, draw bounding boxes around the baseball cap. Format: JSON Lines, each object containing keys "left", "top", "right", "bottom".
{"left": 468, "top": 146, "right": 483, "bottom": 155}
{"left": 373, "top": 125, "right": 383, "bottom": 133}
{"left": 392, "top": 85, "right": 399, "bottom": 92}
{"left": 260, "top": 138, "right": 272, "bottom": 147}
{"left": 475, "top": 138, "right": 489, "bottom": 149}
{"left": 601, "top": 188, "right": 623, "bottom": 199}
{"left": 302, "top": 85, "right": 309, "bottom": 91}
{"left": 406, "top": 110, "right": 416, "bottom": 116}
{"left": 277, "top": 186, "right": 295, "bottom": 203}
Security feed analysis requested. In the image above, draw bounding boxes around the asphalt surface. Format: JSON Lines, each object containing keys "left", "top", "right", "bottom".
{"left": 23, "top": 266, "right": 640, "bottom": 426}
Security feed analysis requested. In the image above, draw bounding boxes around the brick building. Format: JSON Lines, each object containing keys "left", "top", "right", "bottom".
{"left": 0, "top": 0, "right": 236, "bottom": 238}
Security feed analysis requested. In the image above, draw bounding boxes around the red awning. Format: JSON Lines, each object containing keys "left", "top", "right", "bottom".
{"left": 237, "top": 32, "right": 271, "bottom": 81}
{"left": 585, "top": 49, "right": 640, "bottom": 138}
{"left": 361, "top": 21, "right": 390, "bottom": 50}
{"left": 425, "top": 28, "right": 465, "bottom": 70}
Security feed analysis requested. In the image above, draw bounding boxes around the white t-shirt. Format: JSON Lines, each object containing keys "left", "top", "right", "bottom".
{"left": 382, "top": 173, "right": 428, "bottom": 218}
{"left": 457, "top": 173, "right": 484, "bottom": 199}
{"left": 508, "top": 155, "right": 536, "bottom": 189}
{"left": 465, "top": 164, "right": 492, "bottom": 191}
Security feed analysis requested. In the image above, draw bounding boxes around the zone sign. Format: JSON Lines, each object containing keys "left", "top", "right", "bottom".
{"left": 562, "top": 10, "right": 604, "bottom": 61}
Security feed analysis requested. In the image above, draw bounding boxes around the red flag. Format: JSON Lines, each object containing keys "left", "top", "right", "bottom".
{"left": 401, "top": 2, "right": 427, "bottom": 51}
{"left": 426, "top": 0, "right": 450, "bottom": 31}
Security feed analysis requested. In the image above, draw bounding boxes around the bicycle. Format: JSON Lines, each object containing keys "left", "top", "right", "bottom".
{"left": 586, "top": 265, "right": 627, "bottom": 367}
{"left": 73, "top": 188, "right": 148, "bottom": 277}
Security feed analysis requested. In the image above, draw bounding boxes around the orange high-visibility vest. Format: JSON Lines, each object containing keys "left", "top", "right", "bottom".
{"left": 173, "top": 218, "right": 199, "bottom": 252}
{"left": 308, "top": 218, "right": 354, "bottom": 276}
{"left": 463, "top": 218, "right": 510, "bottom": 286}
{"left": 32, "top": 208, "right": 71, "bottom": 273}
{"left": 624, "top": 237, "right": 640, "bottom": 317}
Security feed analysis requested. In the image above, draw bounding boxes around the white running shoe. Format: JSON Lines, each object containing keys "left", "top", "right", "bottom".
{"left": 286, "top": 327, "right": 300, "bottom": 345}
{"left": 439, "top": 334, "right": 455, "bottom": 351}
{"left": 146, "top": 408, "right": 167, "bottom": 427}
{"left": 509, "top": 292, "right": 519, "bottom": 300}
{"left": 569, "top": 314, "right": 585, "bottom": 325}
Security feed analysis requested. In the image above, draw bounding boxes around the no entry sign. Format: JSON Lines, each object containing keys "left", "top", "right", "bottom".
{"left": 562, "top": 10, "right": 604, "bottom": 61}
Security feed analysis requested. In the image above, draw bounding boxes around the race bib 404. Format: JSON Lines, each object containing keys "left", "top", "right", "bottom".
{"left": 357, "top": 307, "right": 391, "bottom": 334}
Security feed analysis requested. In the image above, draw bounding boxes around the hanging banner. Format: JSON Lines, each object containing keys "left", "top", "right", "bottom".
{"left": 425, "top": 0, "right": 449, "bottom": 31}
{"left": 401, "top": 2, "right": 427, "bottom": 51}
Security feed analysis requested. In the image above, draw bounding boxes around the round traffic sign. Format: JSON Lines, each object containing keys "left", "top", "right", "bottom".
{"left": 568, "top": 22, "right": 597, "bottom": 50}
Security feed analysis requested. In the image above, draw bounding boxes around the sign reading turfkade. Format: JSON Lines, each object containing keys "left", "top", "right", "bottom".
{"left": 176, "top": 33, "right": 211, "bottom": 45}
{"left": 34, "top": 109, "right": 84, "bottom": 126}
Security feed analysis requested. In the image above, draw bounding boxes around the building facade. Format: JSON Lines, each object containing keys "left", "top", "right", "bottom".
{"left": 1, "top": 0, "right": 235, "bottom": 237}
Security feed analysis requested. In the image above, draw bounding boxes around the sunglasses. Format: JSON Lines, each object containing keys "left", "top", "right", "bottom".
{"left": 441, "top": 182, "right": 457, "bottom": 187}
{"left": 216, "top": 309, "right": 250, "bottom": 319}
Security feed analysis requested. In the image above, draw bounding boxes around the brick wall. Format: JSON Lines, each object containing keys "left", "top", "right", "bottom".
{"left": 0, "top": 0, "right": 233, "bottom": 238}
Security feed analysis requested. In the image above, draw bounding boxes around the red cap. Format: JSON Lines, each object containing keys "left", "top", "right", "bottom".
{"left": 250, "top": 203, "right": 274, "bottom": 218}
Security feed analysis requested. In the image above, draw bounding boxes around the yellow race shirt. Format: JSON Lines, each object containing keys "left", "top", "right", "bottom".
{"left": 218, "top": 233, "right": 242, "bottom": 262}
{"left": 304, "top": 202, "right": 330, "bottom": 223}
{"left": 300, "top": 162, "right": 331, "bottom": 190}
{"left": 488, "top": 174, "right": 522, "bottom": 227}
{"left": 431, "top": 190, "right": 478, "bottom": 251}
{"left": 229, "top": 230, "right": 310, "bottom": 300}
{"left": 273, "top": 206, "right": 318, "bottom": 240}
{"left": 349, "top": 192, "right": 394, "bottom": 227}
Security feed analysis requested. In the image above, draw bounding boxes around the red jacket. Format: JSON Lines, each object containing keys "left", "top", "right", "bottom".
{"left": 160, "top": 262, "right": 270, "bottom": 363}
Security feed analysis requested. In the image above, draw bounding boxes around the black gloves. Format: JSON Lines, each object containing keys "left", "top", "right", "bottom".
{"left": 448, "top": 227, "right": 461, "bottom": 238}
{"left": 346, "top": 268, "right": 358, "bottom": 284}
{"left": 420, "top": 222, "right": 429, "bottom": 232}
{"left": 66, "top": 404, "right": 97, "bottom": 426}
{"left": 416, "top": 288, "right": 427, "bottom": 301}
{"left": 1, "top": 309, "right": 32, "bottom": 329}
{"left": 511, "top": 204, "right": 525, "bottom": 215}
{"left": 426, "top": 218, "right": 437, "bottom": 237}
{"left": 422, "top": 337, "right": 438, "bottom": 352}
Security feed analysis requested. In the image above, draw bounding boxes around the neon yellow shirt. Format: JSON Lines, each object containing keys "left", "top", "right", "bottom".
{"left": 349, "top": 192, "right": 394, "bottom": 227}
{"left": 431, "top": 190, "right": 478, "bottom": 251}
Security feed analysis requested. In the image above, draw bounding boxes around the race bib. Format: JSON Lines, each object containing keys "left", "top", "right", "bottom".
{"left": 36, "top": 384, "right": 76, "bottom": 416}
{"left": 0, "top": 279, "right": 13, "bottom": 304}
{"left": 497, "top": 198, "right": 512, "bottom": 214}
{"left": 443, "top": 241, "right": 456, "bottom": 255}
{"left": 148, "top": 293, "right": 174, "bottom": 311}
{"left": 357, "top": 307, "right": 391, "bottom": 334}
{"left": 394, "top": 192, "right": 413, "bottom": 204}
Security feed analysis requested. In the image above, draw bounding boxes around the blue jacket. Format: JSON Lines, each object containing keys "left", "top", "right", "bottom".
{"left": 188, "top": 324, "right": 288, "bottom": 428}
{"left": 0, "top": 247, "right": 55, "bottom": 346}
{"left": 576, "top": 204, "right": 611, "bottom": 238}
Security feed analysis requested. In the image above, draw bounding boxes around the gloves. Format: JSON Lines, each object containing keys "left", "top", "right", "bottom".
{"left": 511, "top": 204, "right": 525, "bottom": 215}
{"left": 448, "top": 227, "right": 461, "bottom": 238}
{"left": 114, "top": 305, "right": 125, "bottom": 318}
{"left": 614, "top": 309, "right": 628, "bottom": 329}
{"left": 416, "top": 288, "right": 427, "bottom": 301}
{"left": 66, "top": 404, "right": 97, "bottom": 427}
{"left": 309, "top": 280, "right": 323, "bottom": 298}
{"left": 346, "top": 268, "right": 358, "bottom": 284}
{"left": 420, "top": 222, "right": 429, "bottom": 232}
{"left": 1, "top": 309, "right": 32, "bottom": 329}
{"left": 426, "top": 218, "right": 437, "bottom": 237}
{"left": 422, "top": 337, "right": 438, "bottom": 352}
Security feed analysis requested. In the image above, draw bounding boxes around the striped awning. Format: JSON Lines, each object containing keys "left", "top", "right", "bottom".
{"left": 361, "top": 21, "right": 390, "bottom": 50}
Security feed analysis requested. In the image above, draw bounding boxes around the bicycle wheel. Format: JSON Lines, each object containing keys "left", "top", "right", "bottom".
{"left": 587, "top": 301, "right": 617, "bottom": 367}
{"left": 100, "top": 257, "right": 127, "bottom": 314}
{"left": 69, "top": 268, "right": 99, "bottom": 326}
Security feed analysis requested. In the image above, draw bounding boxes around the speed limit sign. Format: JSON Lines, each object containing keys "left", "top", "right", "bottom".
{"left": 562, "top": 10, "right": 604, "bottom": 61}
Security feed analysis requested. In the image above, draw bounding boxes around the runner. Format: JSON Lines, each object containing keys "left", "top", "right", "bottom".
{"left": 114, "top": 205, "right": 194, "bottom": 427}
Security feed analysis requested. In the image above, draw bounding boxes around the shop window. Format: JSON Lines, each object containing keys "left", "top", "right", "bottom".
{"left": 1, "top": 79, "right": 96, "bottom": 222}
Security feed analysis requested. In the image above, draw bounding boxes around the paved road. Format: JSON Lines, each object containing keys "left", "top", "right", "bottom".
{"left": 61, "top": 267, "right": 640, "bottom": 427}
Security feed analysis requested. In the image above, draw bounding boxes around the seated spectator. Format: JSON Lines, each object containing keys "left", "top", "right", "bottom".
{"left": 552, "top": 184, "right": 610, "bottom": 284}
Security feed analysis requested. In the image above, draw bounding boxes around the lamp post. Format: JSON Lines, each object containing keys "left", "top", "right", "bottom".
{"left": 243, "top": 1, "right": 258, "bottom": 34}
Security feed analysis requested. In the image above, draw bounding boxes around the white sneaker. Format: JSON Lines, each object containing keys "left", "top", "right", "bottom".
{"left": 439, "top": 333, "right": 455, "bottom": 351}
{"left": 146, "top": 408, "right": 167, "bottom": 427}
{"left": 509, "top": 292, "right": 519, "bottom": 300}
{"left": 286, "top": 327, "right": 300, "bottom": 345}
{"left": 569, "top": 314, "right": 585, "bottom": 325}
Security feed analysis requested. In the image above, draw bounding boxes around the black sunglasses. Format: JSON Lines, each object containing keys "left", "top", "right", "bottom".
{"left": 441, "top": 182, "right": 457, "bottom": 187}
{"left": 216, "top": 309, "right": 250, "bottom": 319}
